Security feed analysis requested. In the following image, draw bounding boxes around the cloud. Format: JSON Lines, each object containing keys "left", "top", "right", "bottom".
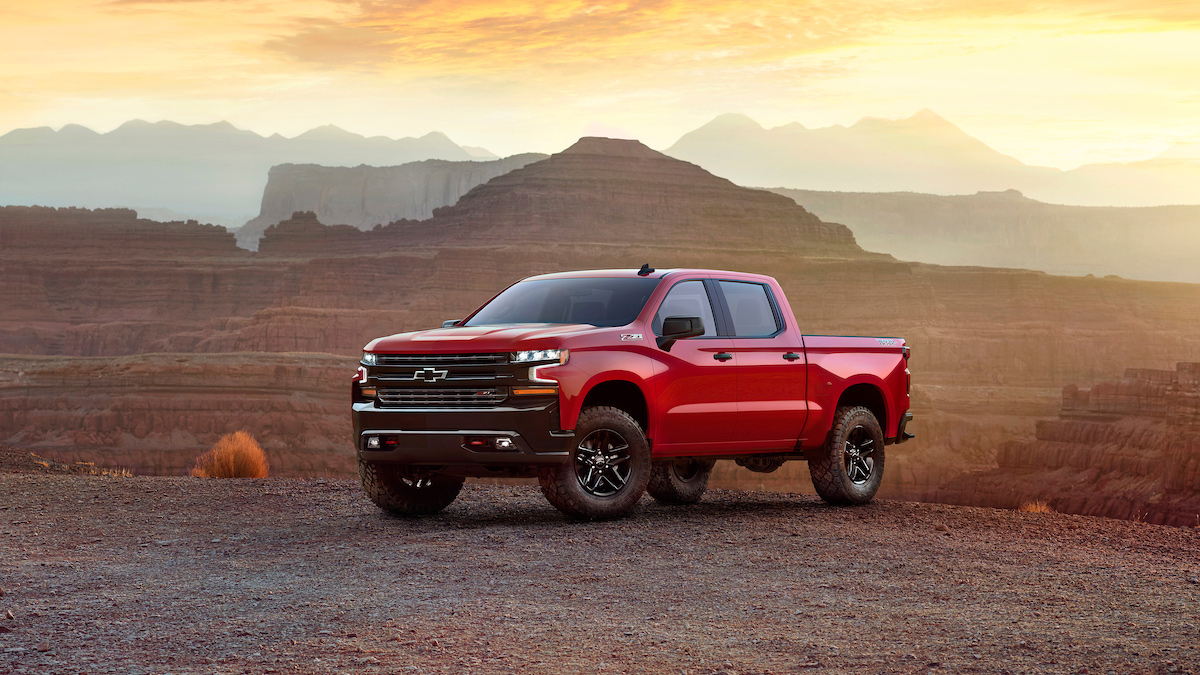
{"left": 3, "top": 0, "right": 1199, "bottom": 165}
{"left": 263, "top": 0, "right": 1200, "bottom": 73}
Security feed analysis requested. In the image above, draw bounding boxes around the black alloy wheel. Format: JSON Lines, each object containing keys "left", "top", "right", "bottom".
{"left": 843, "top": 424, "right": 877, "bottom": 485}
{"left": 574, "top": 428, "right": 632, "bottom": 497}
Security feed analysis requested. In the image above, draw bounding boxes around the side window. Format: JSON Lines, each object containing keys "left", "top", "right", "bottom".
{"left": 720, "top": 281, "right": 781, "bottom": 337}
{"left": 652, "top": 280, "right": 717, "bottom": 337}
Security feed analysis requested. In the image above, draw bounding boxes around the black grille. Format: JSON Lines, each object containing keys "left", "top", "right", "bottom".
{"left": 377, "top": 388, "right": 508, "bottom": 407}
{"left": 376, "top": 353, "right": 508, "bottom": 366}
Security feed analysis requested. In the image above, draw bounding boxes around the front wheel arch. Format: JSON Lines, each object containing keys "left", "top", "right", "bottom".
{"left": 575, "top": 379, "right": 650, "bottom": 433}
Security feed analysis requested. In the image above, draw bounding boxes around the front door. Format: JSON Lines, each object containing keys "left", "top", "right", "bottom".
{"left": 649, "top": 279, "right": 738, "bottom": 453}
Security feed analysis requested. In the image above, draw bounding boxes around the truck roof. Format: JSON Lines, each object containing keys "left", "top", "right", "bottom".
{"left": 524, "top": 268, "right": 774, "bottom": 283}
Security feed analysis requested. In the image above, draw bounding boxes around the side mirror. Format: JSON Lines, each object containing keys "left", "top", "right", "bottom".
{"left": 656, "top": 316, "right": 705, "bottom": 352}
{"left": 441, "top": 319, "right": 460, "bottom": 328}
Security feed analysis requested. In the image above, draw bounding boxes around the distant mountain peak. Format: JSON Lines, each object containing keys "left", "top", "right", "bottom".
{"left": 59, "top": 124, "right": 98, "bottom": 136}
{"left": 116, "top": 119, "right": 154, "bottom": 130}
{"left": 294, "top": 124, "right": 358, "bottom": 141}
{"left": 699, "top": 113, "right": 764, "bottom": 132}
{"left": 850, "top": 109, "right": 958, "bottom": 132}
{"left": 910, "top": 108, "right": 949, "bottom": 123}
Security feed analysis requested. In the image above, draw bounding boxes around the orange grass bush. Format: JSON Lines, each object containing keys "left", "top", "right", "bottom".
{"left": 190, "top": 431, "right": 269, "bottom": 478}
{"left": 1018, "top": 500, "right": 1055, "bottom": 514}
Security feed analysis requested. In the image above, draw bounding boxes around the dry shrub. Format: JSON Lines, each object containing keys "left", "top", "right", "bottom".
{"left": 190, "top": 431, "right": 269, "bottom": 478}
{"left": 1018, "top": 500, "right": 1054, "bottom": 514}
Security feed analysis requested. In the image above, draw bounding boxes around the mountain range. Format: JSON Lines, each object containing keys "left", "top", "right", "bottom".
{"left": 666, "top": 111, "right": 1200, "bottom": 207}
{"left": 0, "top": 121, "right": 490, "bottom": 227}
{"left": 775, "top": 188, "right": 1200, "bottom": 283}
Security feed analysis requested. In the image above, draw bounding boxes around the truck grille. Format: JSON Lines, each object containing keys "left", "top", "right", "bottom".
{"left": 376, "top": 353, "right": 508, "bottom": 366}
{"left": 377, "top": 388, "right": 508, "bottom": 407}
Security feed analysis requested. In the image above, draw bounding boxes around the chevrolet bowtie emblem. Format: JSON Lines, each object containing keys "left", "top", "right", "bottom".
{"left": 412, "top": 367, "right": 448, "bottom": 382}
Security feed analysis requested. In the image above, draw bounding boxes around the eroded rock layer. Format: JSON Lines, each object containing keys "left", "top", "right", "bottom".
{"left": 926, "top": 363, "right": 1200, "bottom": 526}
{"left": 0, "top": 354, "right": 352, "bottom": 477}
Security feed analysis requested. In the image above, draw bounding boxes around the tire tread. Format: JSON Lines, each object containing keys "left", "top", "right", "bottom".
{"left": 808, "top": 405, "right": 884, "bottom": 506}
{"left": 358, "top": 459, "right": 464, "bottom": 516}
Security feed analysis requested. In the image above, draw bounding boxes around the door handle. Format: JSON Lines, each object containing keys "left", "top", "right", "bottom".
{"left": 713, "top": 352, "right": 733, "bottom": 362}
{"left": 783, "top": 352, "right": 801, "bottom": 361}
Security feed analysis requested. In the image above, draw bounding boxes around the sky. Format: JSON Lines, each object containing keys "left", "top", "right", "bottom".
{"left": 2, "top": 0, "right": 1199, "bottom": 168}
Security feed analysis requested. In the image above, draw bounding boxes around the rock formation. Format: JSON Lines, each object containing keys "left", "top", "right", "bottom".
{"left": 774, "top": 188, "right": 1200, "bottom": 284}
{"left": 258, "top": 137, "right": 863, "bottom": 256}
{"left": 925, "top": 363, "right": 1200, "bottom": 526}
{"left": 236, "top": 153, "right": 547, "bottom": 249}
{"left": 0, "top": 205, "right": 239, "bottom": 258}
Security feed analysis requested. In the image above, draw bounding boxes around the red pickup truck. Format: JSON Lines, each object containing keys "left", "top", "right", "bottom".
{"left": 353, "top": 266, "right": 912, "bottom": 519}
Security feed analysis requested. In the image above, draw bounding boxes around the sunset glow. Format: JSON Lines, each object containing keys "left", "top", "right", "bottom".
{"left": 3, "top": 0, "right": 1199, "bottom": 167}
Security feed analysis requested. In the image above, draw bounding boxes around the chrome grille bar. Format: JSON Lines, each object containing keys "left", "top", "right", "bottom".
{"left": 377, "top": 388, "right": 508, "bottom": 407}
{"left": 376, "top": 353, "right": 508, "bottom": 366}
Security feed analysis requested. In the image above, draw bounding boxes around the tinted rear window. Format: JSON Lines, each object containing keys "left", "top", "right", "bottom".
{"left": 720, "top": 280, "right": 781, "bottom": 337}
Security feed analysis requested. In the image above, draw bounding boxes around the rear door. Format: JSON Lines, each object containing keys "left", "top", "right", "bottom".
{"left": 714, "top": 279, "right": 808, "bottom": 450}
{"left": 649, "top": 279, "right": 737, "bottom": 452}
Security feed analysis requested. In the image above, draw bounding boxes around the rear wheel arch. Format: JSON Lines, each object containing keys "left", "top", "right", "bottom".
{"left": 835, "top": 381, "right": 888, "bottom": 437}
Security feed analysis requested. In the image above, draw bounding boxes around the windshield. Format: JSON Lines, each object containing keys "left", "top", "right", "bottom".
{"left": 463, "top": 277, "right": 661, "bottom": 328}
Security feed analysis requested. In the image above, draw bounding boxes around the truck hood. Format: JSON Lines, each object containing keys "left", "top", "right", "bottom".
{"left": 365, "top": 324, "right": 598, "bottom": 353}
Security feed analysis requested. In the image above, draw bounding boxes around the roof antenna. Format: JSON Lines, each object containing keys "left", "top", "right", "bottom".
{"left": 637, "top": 263, "right": 655, "bottom": 276}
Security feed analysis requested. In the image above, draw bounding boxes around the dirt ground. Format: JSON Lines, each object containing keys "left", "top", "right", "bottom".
{"left": 2, "top": 461, "right": 1199, "bottom": 674}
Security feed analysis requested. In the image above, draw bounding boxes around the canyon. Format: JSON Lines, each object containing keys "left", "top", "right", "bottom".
{"left": 2, "top": 138, "right": 1200, "bottom": 522}
{"left": 775, "top": 188, "right": 1200, "bottom": 284}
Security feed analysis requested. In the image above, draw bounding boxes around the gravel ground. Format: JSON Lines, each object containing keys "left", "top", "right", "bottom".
{"left": 2, "top": 469, "right": 1199, "bottom": 675}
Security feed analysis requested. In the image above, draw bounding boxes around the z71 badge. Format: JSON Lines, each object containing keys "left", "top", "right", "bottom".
{"left": 621, "top": 334, "right": 643, "bottom": 341}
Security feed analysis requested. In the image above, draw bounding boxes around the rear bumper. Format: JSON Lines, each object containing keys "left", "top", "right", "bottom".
{"left": 352, "top": 401, "right": 574, "bottom": 470}
{"left": 890, "top": 411, "right": 915, "bottom": 445}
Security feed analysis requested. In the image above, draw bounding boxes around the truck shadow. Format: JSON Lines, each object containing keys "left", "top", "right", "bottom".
{"left": 386, "top": 490, "right": 881, "bottom": 531}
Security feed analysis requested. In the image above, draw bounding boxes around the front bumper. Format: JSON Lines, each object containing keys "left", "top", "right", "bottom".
{"left": 352, "top": 401, "right": 575, "bottom": 474}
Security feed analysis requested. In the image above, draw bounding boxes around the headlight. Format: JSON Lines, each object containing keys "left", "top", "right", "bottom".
{"left": 362, "top": 352, "right": 377, "bottom": 366}
{"left": 512, "top": 349, "right": 567, "bottom": 364}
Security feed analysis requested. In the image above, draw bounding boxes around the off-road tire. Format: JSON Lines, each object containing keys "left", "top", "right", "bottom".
{"left": 648, "top": 458, "right": 716, "bottom": 504}
{"left": 538, "top": 406, "right": 651, "bottom": 520}
{"left": 357, "top": 459, "right": 465, "bottom": 516}
{"left": 808, "top": 405, "right": 885, "bottom": 505}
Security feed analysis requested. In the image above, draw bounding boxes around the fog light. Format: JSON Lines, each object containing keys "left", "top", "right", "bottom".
{"left": 494, "top": 437, "right": 516, "bottom": 450}
{"left": 366, "top": 436, "right": 380, "bottom": 449}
